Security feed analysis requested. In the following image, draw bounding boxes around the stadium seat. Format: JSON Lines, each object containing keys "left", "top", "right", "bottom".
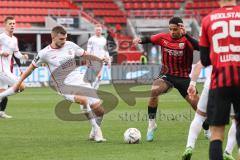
{"left": 122, "top": 0, "right": 181, "bottom": 18}
{"left": 0, "top": 0, "right": 80, "bottom": 27}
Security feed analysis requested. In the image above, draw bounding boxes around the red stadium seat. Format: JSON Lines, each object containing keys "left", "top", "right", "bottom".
{"left": 0, "top": 0, "right": 80, "bottom": 27}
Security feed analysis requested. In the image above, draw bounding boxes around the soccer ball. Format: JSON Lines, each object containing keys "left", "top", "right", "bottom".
{"left": 124, "top": 128, "right": 141, "bottom": 144}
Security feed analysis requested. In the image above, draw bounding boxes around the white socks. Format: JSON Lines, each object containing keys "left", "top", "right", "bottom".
{"left": 0, "top": 87, "right": 16, "bottom": 99}
{"left": 186, "top": 113, "right": 206, "bottom": 148}
{"left": 84, "top": 104, "right": 99, "bottom": 130}
{"left": 148, "top": 119, "right": 156, "bottom": 130}
{"left": 92, "top": 79, "right": 100, "bottom": 89}
{"left": 225, "top": 119, "right": 236, "bottom": 154}
{"left": 96, "top": 116, "right": 103, "bottom": 126}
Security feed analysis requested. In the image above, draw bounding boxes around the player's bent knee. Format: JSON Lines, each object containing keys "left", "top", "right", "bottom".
{"left": 91, "top": 103, "right": 104, "bottom": 116}
{"left": 149, "top": 97, "right": 158, "bottom": 102}
{"left": 151, "top": 84, "right": 170, "bottom": 97}
{"left": 210, "top": 126, "right": 225, "bottom": 141}
{"left": 151, "top": 90, "right": 160, "bottom": 97}
{"left": 185, "top": 95, "right": 199, "bottom": 110}
{"left": 19, "top": 83, "right": 25, "bottom": 92}
{"left": 148, "top": 97, "right": 158, "bottom": 107}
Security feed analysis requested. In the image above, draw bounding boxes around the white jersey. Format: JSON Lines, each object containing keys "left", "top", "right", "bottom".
{"left": 32, "top": 41, "right": 86, "bottom": 93}
{"left": 203, "top": 66, "right": 212, "bottom": 89}
{"left": 0, "top": 32, "right": 23, "bottom": 73}
{"left": 87, "top": 35, "right": 109, "bottom": 59}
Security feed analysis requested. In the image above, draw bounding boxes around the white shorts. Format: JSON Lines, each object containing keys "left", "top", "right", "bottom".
{"left": 64, "top": 94, "right": 100, "bottom": 106}
{"left": 197, "top": 86, "right": 235, "bottom": 116}
{"left": 61, "top": 81, "right": 100, "bottom": 106}
{"left": 0, "top": 72, "right": 18, "bottom": 89}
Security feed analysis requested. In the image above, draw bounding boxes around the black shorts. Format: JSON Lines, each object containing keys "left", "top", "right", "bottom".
{"left": 157, "top": 74, "right": 191, "bottom": 98}
{"left": 207, "top": 86, "right": 240, "bottom": 126}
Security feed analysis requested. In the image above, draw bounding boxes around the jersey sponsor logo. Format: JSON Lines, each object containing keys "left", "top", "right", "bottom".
{"left": 164, "top": 48, "right": 183, "bottom": 56}
{"left": 60, "top": 58, "right": 76, "bottom": 70}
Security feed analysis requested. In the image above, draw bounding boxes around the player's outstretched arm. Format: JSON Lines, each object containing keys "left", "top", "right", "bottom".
{"left": 81, "top": 51, "right": 108, "bottom": 64}
{"left": 133, "top": 36, "right": 152, "bottom": 45}
{"left": 13, "top": 64, "right": 36, "bottom": 92}
{"left": 14, "top": 51, "right": 28, "bottom": 60}
{"left": 187, "top": 61, "right": 203, "bottom": 97}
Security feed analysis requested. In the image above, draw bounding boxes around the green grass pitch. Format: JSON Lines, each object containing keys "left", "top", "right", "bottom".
{"left": 0, "top": 84, "right": 236, "bottom": 160}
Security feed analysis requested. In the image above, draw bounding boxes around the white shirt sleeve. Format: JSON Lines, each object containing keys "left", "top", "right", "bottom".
{"left": 32, "top": 51, "right": 45, "bottom": 68}
{"left": 87, "top": 37, "right": 93, "bottom": 54}
{"left": 0, "top": 34, "right": 4, "bottom": 54}
{"left": 13, "top": 37, "right": 24, "bottom": 59}
{"left": 14, "top": 51, "right": 24, "bottom": 59}
{"left": 69, "top": 42, "right": 85, "bottom": 57}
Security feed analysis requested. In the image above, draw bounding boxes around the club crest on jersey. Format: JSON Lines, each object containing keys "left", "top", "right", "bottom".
{"left": 179, "top": 43, "right": 185, "bottom": 49}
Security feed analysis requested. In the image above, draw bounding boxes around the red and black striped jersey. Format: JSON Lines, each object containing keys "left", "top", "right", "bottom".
{"left": 150, "top": 33, "right": 194, "bottom": 78}
{"left": 199, "top": 5, "right": 240, "bottom": 89}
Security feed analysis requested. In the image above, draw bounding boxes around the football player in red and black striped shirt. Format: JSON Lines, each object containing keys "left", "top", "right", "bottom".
{"left": 199, "top": 0, "right": 240, "bottom": 159}
{"left": 133, "top": 17, "right": 202, "bottom": 142}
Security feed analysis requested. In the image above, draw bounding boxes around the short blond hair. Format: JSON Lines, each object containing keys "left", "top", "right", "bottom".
{"left": 4, "top": 16, "right": 15, "bottom": 24}
{"left": 95, "top": 24, "right": 102, "bottom": 28}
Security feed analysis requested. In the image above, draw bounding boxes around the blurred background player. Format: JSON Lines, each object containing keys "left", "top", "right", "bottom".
{"left": 87, "top": 24, "right": 110, "bottom": 89}
{"left": 0, "top": 26, "right": 107, "bottom": 142}
{"left": 199, "top": 0, "right": 240, "bottom": 159}
{"left": 182, "top": 61, "right": 236, "bottom": 160}
{"left": 0, "top": 16, "right": 28, "bottom": 118}
{"left": 133, "top": 17, "right": 203, "bottom": 142}
{"left": 85, "top": 24, "right": 111, "bottom": 138}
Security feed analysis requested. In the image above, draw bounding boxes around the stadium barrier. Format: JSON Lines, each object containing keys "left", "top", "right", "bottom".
{"left": 12, "top": 64, "right": 210, "bottom": 87}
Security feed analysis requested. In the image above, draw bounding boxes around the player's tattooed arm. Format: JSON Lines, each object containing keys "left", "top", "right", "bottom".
{"left": 81, "top": 51, "right": 109, "bottom": 64}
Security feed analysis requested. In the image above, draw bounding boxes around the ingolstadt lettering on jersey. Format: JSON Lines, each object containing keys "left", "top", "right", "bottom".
{"left": 199, "top": 6, "right": 240, "bottom": 89}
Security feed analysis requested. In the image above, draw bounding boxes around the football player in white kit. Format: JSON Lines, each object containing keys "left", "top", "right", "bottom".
{"left": 182, "top": 61, "right": 236, "bottom": 160}
{"left": 0, "top": 26, "right": 108, "bottom": 142}
{"left": 87, "top": 24, "right": 110, "bottom": 89}
{"left": 0, "top": 16, "right": 28, "bottom": 118}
